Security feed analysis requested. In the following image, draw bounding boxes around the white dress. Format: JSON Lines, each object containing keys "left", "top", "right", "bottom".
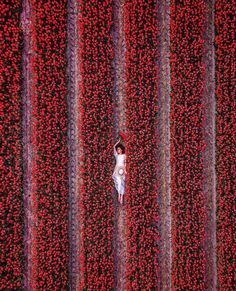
{"left": 112, "top": 152, "right": 126, "bottom": 195}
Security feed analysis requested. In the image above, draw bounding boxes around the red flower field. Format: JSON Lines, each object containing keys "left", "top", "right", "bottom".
{"left": 1, "top": 0, "right": 235, "bottom": 290}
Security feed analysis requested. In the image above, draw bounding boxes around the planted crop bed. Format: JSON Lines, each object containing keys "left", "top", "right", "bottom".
{"left": 124, "top": 1, "right": 160, "bottom": 289}
{"left": 77, "top": 1, "right": 115, "bottom": 289}
{"left": 215, "top": 1, "right": 236, "bottom": 289}
{"left": 1, "top": 2, "right": 24, "bottom": 289}
{"left": 30, "top": 0, "right": 70, "bottom": 289}
{"left": 170, "top": 1, "right": 207, "bottom": 289}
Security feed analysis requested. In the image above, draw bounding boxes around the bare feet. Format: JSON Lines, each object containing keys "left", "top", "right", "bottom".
{"left": 118, "top": 194, "right": 123, "bottom": 205}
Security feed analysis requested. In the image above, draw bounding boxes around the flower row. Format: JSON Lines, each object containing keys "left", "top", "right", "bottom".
{"left": 215, "top": 1, "right": 235, "bottom": 289}
{"left": 170, "top": 1, "right": 207, "bottom": 290}
{"left": 77, "top": 1, "right": 115, "bottom": 289}
{"left": 30, "top": 1, "right": 69, "bottom": 289}
{"left": 124, "top": 1, "right": 160, "bottom": 289}
{"left": 0, "top": 2, "right": 24, "bottom": 289}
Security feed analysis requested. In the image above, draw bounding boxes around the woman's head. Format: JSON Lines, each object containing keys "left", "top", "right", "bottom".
{"left": 116, "top": 143, "right": 125, "bottom": 154}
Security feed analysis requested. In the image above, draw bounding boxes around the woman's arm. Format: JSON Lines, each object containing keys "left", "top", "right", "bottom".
{"left": 114, "top": 138, "right": 121, "bottom": 155}
{"left": 124, "top": 155, "right": 127, "bottom": 174}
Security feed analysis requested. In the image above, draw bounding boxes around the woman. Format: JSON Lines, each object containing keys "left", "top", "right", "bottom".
{"left": 112, "top": 138, "right": 127, "bottom": 204}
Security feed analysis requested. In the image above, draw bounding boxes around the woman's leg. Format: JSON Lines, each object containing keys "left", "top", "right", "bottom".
{"left": 113, "top": 174, "right": 120, "bottom": 202}
{"left": 120, "top": 194, "right": 123, "bottom": 204}
{"left": 114, "top": 176, "right": 125, "bottom": 204}
{"left": 120, "top": 177, "right": 125, "bottom": 204}
{"left": 116, "top": 177, "right": 122, "bottom": 203}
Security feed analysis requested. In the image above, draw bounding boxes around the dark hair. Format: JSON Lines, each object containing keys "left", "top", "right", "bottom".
{"left": 115, "top": 143, "right": 125, "bottom": 154}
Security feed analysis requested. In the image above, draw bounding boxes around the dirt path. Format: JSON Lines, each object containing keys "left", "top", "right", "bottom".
{"left": 203, "top": 1, "right": 217, "bottom": 289}
{"left": 112, "top": 1, "right": 127, "bottom": 290}
{"left": 67, "top": 0, "right": 80, "bottom": 289}
{"left": 21, "top": 0, "right": 33, "bottom": 289}
{"left": 158, "top": 1, "right": 172, "bottom": 290}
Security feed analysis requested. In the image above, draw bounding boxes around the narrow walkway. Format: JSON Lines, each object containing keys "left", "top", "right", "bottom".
{"left": 112, "top": 1, "right": 127, "bottom": 289}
